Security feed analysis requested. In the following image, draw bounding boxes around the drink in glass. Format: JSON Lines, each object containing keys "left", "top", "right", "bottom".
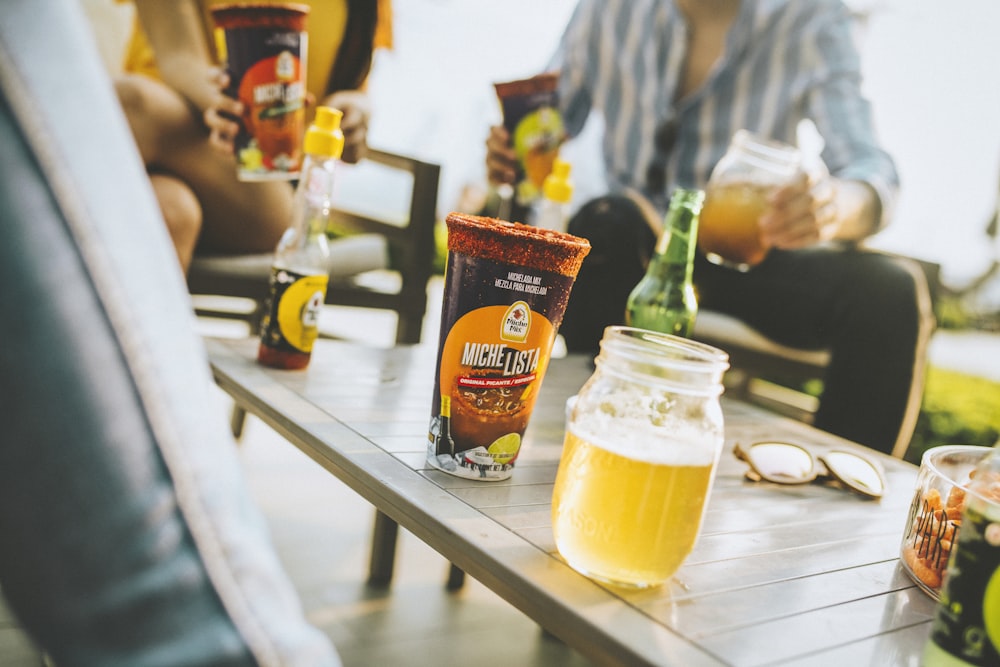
{"left": 552, "top": 428, "right": 717, "bottom": 586}
{"left": 552, "top": 327, "right": 728, "bottom": 587}
{"left": 698, "top": 131, "right": 801, "bottom": 271}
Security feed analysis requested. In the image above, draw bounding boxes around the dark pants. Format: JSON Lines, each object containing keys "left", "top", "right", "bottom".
{"left": 561, "top": 195, "right": 934, "bottom": 455}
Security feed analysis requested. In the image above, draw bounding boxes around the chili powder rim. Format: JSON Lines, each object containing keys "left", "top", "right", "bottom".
{"left": 494, "top": 72, "right": 560, "bottom": 100}
{"left": 445, "top": 212, "right": 590, "bottom": 277}
{"left": 210, "top": 3, "right": 311, "bottom": 30}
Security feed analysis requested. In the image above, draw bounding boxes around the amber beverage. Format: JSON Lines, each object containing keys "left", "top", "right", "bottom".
{"left": 427, "top": 213, "right": 590, "bottom": 481}
{"left": 698, "top": 182, "right": 772, "bottom": 269}
{"left": 212, "top": 3, "right": 309, "bottom": 181}
{"left": 552, "top": 327, "right": 728, "bottom": 588}
{"left": 698, "top": 130, "right": 801, "bottom": 271}
{"left": 552, "top": 429, "right": 716, "bottom": 586}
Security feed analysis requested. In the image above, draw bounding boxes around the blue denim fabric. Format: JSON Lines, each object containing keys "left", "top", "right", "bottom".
{"left": 0, "top": 1, "right": 339, "bottom": 665}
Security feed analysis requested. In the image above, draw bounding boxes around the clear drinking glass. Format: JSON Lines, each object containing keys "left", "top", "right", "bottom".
{"left": 552, "top": 327, "right": 729, "bottom": 588}
{"left": 699, "top": 130, "right": 802, "bottom": 271}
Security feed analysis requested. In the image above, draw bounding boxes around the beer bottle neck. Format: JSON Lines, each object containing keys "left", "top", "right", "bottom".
{"left": 653, "top": 188, "right": 702, "bottom": 272}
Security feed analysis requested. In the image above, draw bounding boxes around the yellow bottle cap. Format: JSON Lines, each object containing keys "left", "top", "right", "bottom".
{"left": 543, "top": 158, "right": 573, "bottom": 204}
{"left": 303, "top": 106, "right": 345, "bottom": 159}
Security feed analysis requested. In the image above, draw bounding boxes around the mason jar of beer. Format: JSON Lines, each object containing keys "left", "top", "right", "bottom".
{"left": 552, "top": 326, "right": 729, "bottom": 588}
{"left": 699, "top": 130, "right": 801, "bottom": 271}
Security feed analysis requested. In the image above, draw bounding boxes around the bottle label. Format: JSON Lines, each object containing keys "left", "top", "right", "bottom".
{"left": 427, "top": 252, "right": 575, "bottom": 480}
{"left": 259, "top": 267, "right": 328, "bottom": 354}
{"left": 927, "top": 502, "right": 1000, "bottom": 665}
{"left": 217, "top": 20, "right": 307, "bottom": 181}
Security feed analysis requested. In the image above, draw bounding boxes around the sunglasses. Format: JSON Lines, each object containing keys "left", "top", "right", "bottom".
{"left": 733, "top": 441, "right": 886, "bottom": 499}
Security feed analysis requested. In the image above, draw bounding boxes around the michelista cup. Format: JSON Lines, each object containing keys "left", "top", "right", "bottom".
{"left": 553, "top": 327, "right": 729, "bottom": 588}
{"left": 900, "top": 444, "right": 992, "bottom": 598}
{"left": 426, "top": 212, "right": 590, "bottom": 481}
{"left": 211, "top": 3, "right": 309, "bottom": 181}
{"left": 698, "top": 130, "right": 801, "bottom": 270}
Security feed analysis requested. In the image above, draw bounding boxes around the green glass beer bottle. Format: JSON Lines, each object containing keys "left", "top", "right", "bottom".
{"left": 625, "top": 188, "right": 705, "bottom": 337}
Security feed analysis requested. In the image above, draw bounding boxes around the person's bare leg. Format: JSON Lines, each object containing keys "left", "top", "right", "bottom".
{"left": 150, "top": 172, "right": 202, "bottom": 272}
{"left": 115, "top": 73, "right": 293, "bottom": 255}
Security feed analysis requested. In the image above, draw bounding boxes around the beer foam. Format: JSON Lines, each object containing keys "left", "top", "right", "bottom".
{"left": 568, "top": 410, "right": 721, "bottom": 467}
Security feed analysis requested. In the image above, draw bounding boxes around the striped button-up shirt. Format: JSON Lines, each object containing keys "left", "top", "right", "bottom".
{"left": 552, "top": 0, "right": 899, "bottom": 226}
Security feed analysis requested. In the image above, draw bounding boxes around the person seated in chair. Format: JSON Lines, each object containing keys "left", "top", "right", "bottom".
{"left": 485, "top": 0, "right": 935, "bottom": 457}
{"left": 114, "top": 0, "right": 392, "bottom": 271}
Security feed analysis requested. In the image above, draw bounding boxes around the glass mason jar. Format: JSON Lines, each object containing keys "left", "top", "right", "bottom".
{"left": 552, "top": 326, "right": 729, "bottom": 588}
{"left": 699, "top": 130, "right": 802, "bottom": 271}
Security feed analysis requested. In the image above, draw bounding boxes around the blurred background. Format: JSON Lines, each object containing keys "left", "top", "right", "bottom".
{"left": 82, "top": 0, "right": 999, "bottom": 455}
{"left": 83, "top": 0, "right": 1000, "bottom": 304}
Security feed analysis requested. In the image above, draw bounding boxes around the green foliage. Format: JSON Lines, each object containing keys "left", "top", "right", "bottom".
{"left": 935, "top": 292, "right": 975, "bottom": 330}
{"left": 433, "top": 220, "right": 448, "bottom": 275}
{"left": 755, "top": 365, "right": 999, "bottom": 466}
{"left": 906, "top": 366, "right": 1000, "bottom": 464}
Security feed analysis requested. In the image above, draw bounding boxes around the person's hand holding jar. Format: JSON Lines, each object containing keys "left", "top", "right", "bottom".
{"left": 698, "top": 130, "right": 803, "bottom": 271}
{"left": 759, "top": 168, "right": 839, "bottom": 251}
{"left": 700, "top": 130, "right": 883, "bottom": 270}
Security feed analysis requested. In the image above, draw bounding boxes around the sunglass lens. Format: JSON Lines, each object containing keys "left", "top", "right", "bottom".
{"left": 747, "top": 442, "right": 814, "bottom": 483}
{"left": 822, "top": 451, "right": 885, "bottom": 498}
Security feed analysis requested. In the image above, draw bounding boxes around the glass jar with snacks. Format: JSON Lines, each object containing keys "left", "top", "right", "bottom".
{"left": 901, "top": 445, "right": 992, "bottom": 598}
{"left": 922, "top": 442, "right": 1000, "bottom": 667}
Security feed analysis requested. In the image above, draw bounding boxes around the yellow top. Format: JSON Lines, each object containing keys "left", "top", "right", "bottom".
{"left": 542, "top": 158, "right": 574, "bottom": 204}
{"left": 305, "top": 107, "right": 345, "bottom": 158}
{"left": 119, "top": 0, "right": 392, "bottom": 98}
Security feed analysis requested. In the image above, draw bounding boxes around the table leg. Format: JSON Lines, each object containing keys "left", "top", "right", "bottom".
{"left": 368, "top": 509, "right": 467, "bottom": 591}
{"left": 446, "top": 564, "right": 466, "bottom": 591}
{"left": 368, "top": 510, "right": 398, "bottom": 586}
{"left": 229, "top": 403, "right": 248, "bottom": 440}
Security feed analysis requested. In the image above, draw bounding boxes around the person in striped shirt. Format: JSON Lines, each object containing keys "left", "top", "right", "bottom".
{"left": 486, "top": 0, "right": 934, "bottom": 456}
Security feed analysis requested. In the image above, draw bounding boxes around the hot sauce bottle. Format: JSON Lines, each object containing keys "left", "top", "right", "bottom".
{"left": 257, "top": 107, "right": 344, "bottom": 369}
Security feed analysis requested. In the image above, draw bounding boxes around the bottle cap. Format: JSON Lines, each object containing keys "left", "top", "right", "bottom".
{"left": 542, "top": 158, "right": 573, "bottom": 204}
{"left": 303, "top": 106, "right": 345, "bottom": 159}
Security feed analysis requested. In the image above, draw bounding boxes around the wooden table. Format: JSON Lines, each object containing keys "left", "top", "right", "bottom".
{"left": 206, "top": 337, "right": 937, "bottom": 666}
